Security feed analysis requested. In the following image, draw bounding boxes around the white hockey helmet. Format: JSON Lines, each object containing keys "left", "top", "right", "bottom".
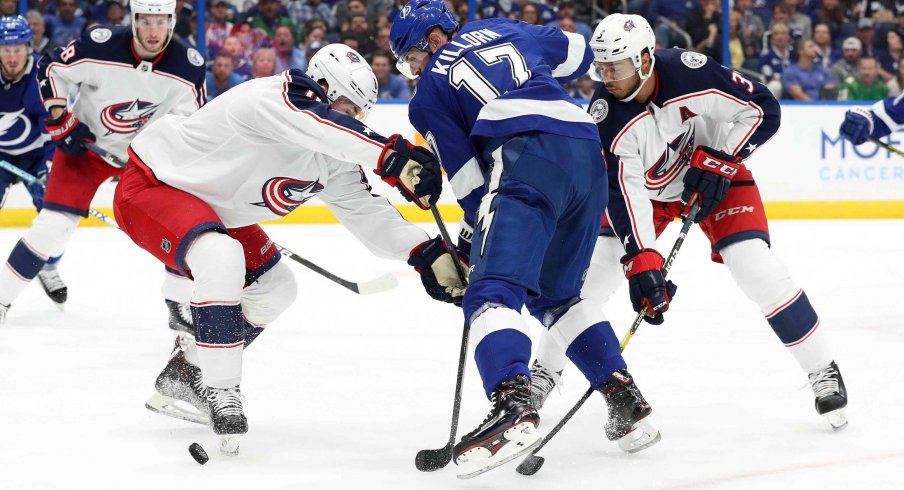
{"left": 130, "top": 0, "right": 177, "bottom": 44}
{"left": 306, "top": 43, "right": 378, "bottom": 120}
{"left": 589, "top": 13, "right": 656, "bottom": 102}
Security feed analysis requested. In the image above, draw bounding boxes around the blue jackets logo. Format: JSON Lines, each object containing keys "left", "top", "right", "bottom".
{"left": 100, "top": 99, "right": 160, "bottom": 134}
{"left": 255, "top": 177, "right": 324, "bottom": 216}
{"left": 645, "top": 130, "right": 695, "bottom": 189}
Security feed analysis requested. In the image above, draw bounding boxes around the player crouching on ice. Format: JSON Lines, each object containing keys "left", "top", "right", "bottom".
{"left": 114, "top": 44, "right": 466, "bottom": 454}
{"left": 531, "top": 14, "right": 848, "bottom": 431}
{"left": 390, "top": 1, "right": 661, "bottom": 477}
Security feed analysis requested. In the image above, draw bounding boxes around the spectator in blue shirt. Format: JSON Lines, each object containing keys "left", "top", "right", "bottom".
{"left": 546, "top": 1, "right": 591, "bottom": 41}
{"left": 273, "top": 24, "right": 307, "bottom": 73}
{"left": 759, "top": 22, "right": 794, "bottom": 97}
{"left": 46, "top": 0, "right": 86, "bottom": 46}
{"left": 784, "top": 38, "right": 834, "bottom": 100}
{"left": 812, "top": 23, "right": 838, "bottom": 70}
{"left": 371, "top": 49, "right": 410, "bottom": 100}
{"left": 207, "top": 53, "right": 246, "bottom": 100}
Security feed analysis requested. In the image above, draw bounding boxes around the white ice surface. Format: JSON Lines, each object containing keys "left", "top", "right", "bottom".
{"left": 0, "top": 220, "right": 902, "bottom": 489}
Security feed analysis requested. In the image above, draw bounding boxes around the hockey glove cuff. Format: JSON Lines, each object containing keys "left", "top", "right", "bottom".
{"left": 45, "top": 111, "right": 96, "bottom": 157}
{"left": 456, "top": 219, "right": 473, "bottom": 266}
{"left": 680, "top": 145, "right": 742, "bottom": 222}
{"left": 375, "top": 134, "right": 442, "bottom": 210}
{"left": 621, "top": 249, "right": 677, "bottom": 325}
{"left": 408, "top": 236, "right": 467, "bottom": 306}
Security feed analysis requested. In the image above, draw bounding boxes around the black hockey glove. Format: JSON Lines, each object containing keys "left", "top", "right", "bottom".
{"left": 621, "top": 249, "right": 677, "bottom": 325}
{"left": 408, "top": 236, "right": 467, "bottom": 306}
{"left": 456, "top": 219, "right": 473, "bottom": 266}
{"left": 44, "top": 110, "right": 96, "bottom": 157}
{"left": 375, "top": 134, "right": 442, "bottom": 210}
{"left": 680, "top": 146, "right": 743, "bottom": 222}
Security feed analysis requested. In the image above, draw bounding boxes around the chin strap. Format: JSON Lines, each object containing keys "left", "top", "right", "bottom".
{"left": 619, "top": 57, "right": 656, "bottom": 103}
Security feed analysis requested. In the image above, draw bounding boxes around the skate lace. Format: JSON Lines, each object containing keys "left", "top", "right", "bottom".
{"left": 531, "top": 363, "right": 562, "bottom": 397}
{"left": 808, "top": 366, "right": 840, "bottom": 399}
{"left": 208, "top": 388, "right": 244, "bottom": 417}
{"left": 38, "top": 270, "right": 65, "bottom": 291}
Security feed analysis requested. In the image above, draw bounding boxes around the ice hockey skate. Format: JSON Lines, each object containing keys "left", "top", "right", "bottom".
{"left": 453, "top": 375, "right": 541, "bottom": 479}
{"left": 599, "top": 369, "right": 661, "bottom": 453}
{"left": 0, "top": 302, "right": 8, "bottom": 325}
{"left": 809, "top": 361, "right": 848, "bottom": 431}
{"left": 166, "top": 300, "right": 194, "bottom": 336}
{"left": 145, "top": 344, "right": 210, "bottom": 425}
{"left": 37, "top": 269, "right": 67, "bottom": 307}
{"left": 529, "top": 360, "right": 562, "bottom": 410}
{"left": 208, "top": 386, "right": 248, "bottom": 455}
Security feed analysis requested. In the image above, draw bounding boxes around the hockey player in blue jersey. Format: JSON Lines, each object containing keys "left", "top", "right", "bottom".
{"left": 391, "top": 1, "right": 660, "bottom": 477}
{"left": 530, "top": 14, "right": 849, "bottom": 432}
{"left": 838, "top": 93, "right": 904, "bottom": 145}
{"left": 0, "top": 15, "right": 66, "bottom": 307}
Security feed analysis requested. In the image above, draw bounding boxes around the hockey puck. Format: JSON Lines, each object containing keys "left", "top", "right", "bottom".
{"left": 188, "top": 442, "right": 209, "bottom": 465}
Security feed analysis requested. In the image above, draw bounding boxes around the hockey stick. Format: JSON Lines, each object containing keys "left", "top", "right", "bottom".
{"left": 869, "top": 137, "right": 904, "bottom": 157}
{"left": 84, "top": 142, "right": 127, "bottom": 167}
{"left": 516, "top": 201, "right": 701, "bottom": 476}
{"left": 415, "top": 205, "right": 470, "bottom": 472}
{"left": 0, "top": 159, "right": 121, "bottom": 228}
{"left": 275, "top": 244, "right": 397, "bottom": 295}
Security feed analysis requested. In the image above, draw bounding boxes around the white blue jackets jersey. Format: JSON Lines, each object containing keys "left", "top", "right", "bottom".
{"left": 0, "top": 54, "right": 53, "bottom": 161}
{"left": 37, "top": 26, "right": 206, "bottom": 166}
{"left": 592, "top": 49, "right": 781, "bottom": 256}
{"left": 130, "top": 70, "right": 428, "bottom": 260}
{"left": 409, "top": 18, "right": 595, "bottom": 228}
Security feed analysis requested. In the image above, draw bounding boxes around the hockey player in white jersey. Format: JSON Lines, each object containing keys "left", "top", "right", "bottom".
{"left": 115, "top": 44, "right": 463, "bottom": 452}
{"left": 0, "top": 0, "right": 206, "bottom": 326}
{"left": 531, "top": 14, "right": 849, "bottom": 431}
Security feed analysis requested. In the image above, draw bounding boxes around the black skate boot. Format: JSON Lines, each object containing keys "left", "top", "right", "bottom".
{"left": 453, "top": 374, "right": 541, "bottom": 479}
{"left": 145, "top": 344, "right": 210, "bottom": 425}
{"left": 166, "top": 301, "right": 194, "bottom": 336}
{"left": 529, "top": 360, "right": 562, "bottom": 410}
{"left": 598, "top": 369, "right": 661, "bottom": 453}
{"left": 809, "top": 361, "right": 848, "bottom": 431}
{"left": 37, "top": 269, "right": 67, "bottom": 306}
{"left": 208, "top": 386, "right": 248, "bottom": 455}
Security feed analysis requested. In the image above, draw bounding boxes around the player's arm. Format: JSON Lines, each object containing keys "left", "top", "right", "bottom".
{"left": 605, "top": 147, "right": 676, "bottom": 325}
{"left": 839, "top": 92, "right": 904, "bottom": 145}
{"left": 167, "top": 59, "right": 208, "bottom": 116}
{"left": 319, "top": 166, "right": 465, "bottom": 304}
{"left": 525, "top": 22, "right": 593, "bottom": 83}
{"left": 23, "top": 75, "right": 55, "bottom": 163}
{"left": 255, "top": 85, "right": 440, "bottom": 208}
{"left": 36, "top": 35, "right": 98, "bottom": 156}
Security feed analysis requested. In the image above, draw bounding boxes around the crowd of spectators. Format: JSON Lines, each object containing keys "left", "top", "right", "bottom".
{"left": 728, "top": 0, "right": 904, "bottom": 101}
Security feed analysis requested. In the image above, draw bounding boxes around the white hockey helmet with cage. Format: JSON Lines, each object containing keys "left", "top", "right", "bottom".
{"left": 130, "top": 0, "right": 176, "bottom": 44}
{"left": 589, "top": 13, "right": 656, "bottom": 102}
{"left": 306, "top": 43, "right": 378, "bottom": 120}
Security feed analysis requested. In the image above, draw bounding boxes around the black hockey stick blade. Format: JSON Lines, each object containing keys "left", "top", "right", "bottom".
{"left": 415, "top": 443, "right": 452, "bottom": 472}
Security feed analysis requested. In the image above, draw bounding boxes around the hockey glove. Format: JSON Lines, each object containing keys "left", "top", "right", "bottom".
{"left": 680, "top": 145, "right": 743, "bottom": 222}
{"left": 375, "top": 134, "right": 442, "bottom": 210}
{"left": 408, "top": 236, "right": 467, "bottom": 306}
{"left": 621, "top": 249, "right": 677, "bottom": 325}
{"left": 44, "top": 110, "right": 96, "bottom": 157}
{"left": 839, "top": 107, "right": 875, "bottom": 145}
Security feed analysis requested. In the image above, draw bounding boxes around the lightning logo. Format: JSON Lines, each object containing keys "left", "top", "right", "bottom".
{"left": 476, "top": 160, "right": 503, "bottom": 257}
{"left": 0, "top": 109, "right": 32, "bottom": 149}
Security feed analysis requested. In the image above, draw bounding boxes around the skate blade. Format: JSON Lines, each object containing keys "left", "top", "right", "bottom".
{"left": 145, "top": 393, "right": 210, "bottom": 426}
{"left": 219, "top": 434, "right": 242, "bottom": 455}
{"left": 825, "top": 408, "right": 848, "bottom": 432}
{"left": 618, "top": 419, "right": 662, "bottom": 454}
{"left": 456, "top": 422, "right": 542, "bottom": 480}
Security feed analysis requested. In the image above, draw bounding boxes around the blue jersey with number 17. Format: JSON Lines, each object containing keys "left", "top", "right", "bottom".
{"left": 409, "top": 18, "right": 596, "bottom": 222}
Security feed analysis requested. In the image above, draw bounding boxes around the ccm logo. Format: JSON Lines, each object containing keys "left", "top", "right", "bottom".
{"left": 714, "top": 205, "right": 755, "bottom": 221}
{"left": 700, "top": 157, "right": 738, "bottom": 178}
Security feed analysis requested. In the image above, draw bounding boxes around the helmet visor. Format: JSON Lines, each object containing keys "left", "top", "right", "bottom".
{"left": 396, "top": 48, "right": 429, "bottom": 80}
{"left": 593, "top": 58, "right": 638, "bottom": 83}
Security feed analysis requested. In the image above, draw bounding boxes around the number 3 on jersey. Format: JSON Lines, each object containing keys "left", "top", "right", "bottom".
{"left": 450, "top": 43, "right": 531, "bottom": 105}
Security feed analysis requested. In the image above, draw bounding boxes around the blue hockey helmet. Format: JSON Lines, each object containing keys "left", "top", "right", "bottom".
{"left": 0, "top": 15, "right": 33, "bottom": 46}
{"left": 389, "top": 0, "right": 457, "bottom": 77}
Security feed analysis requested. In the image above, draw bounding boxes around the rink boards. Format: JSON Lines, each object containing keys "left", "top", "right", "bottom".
{"left": 1, "top": 101, "right": 901, "bottom": 227}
